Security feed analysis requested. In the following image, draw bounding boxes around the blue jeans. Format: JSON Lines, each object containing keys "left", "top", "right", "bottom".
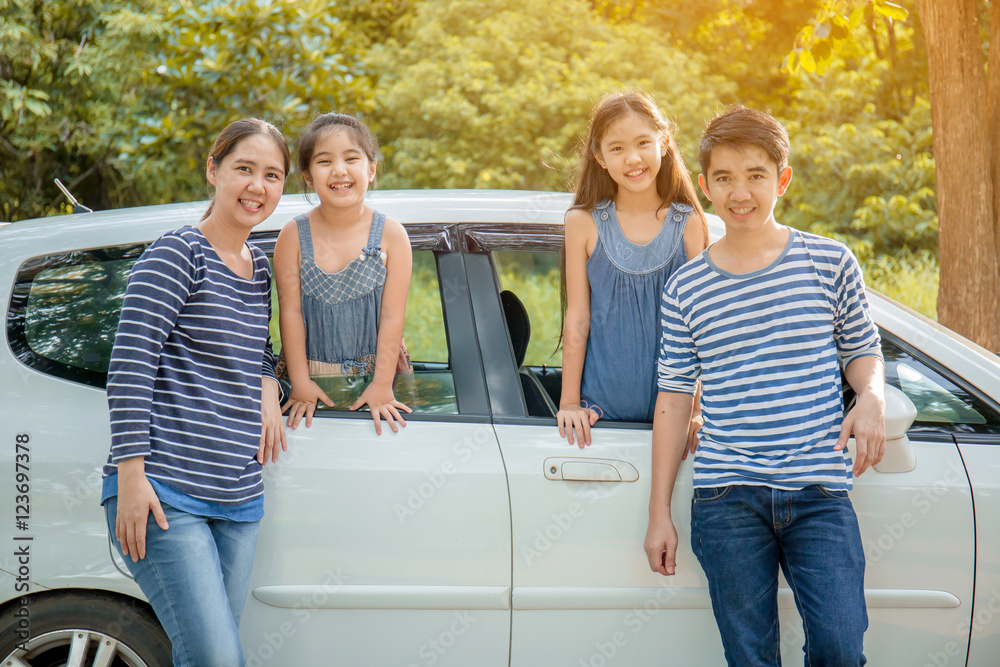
{"left": 691, "top": 484, "right": 867, "bottom": 667}
{"left": 105, "top": 496, "right": 260, "bottom": 667}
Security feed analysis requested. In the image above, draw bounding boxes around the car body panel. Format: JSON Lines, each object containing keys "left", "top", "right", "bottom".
{"left": 239, "top": 417, "right": 513, "bottom": 666}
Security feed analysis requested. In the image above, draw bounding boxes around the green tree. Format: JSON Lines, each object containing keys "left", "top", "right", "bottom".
{"left": 781, "top": 58, "right": 935, "bottom": 261}
{"left": 0, "top": 0, "right": 163, "bottom": 221}
{"left": 129, "top": 0, "right": 378, "bottom": 203}
{"left": 368, "top": 0, "right": 734, "bottom": 191}
{"left": 640, "top": 0, "right": 821, "bottom": 113}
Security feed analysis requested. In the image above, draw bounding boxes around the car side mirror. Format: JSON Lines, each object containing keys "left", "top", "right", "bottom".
{"left": 872, "top": 384, "right": 917, "bottom": 473}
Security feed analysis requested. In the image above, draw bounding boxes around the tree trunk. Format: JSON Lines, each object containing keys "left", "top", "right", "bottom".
{"left": 917, "top": 0, "right": 1000, "bottom": 351}
{"left": 990, "top": 0, "right": 1000, "bottom": 270}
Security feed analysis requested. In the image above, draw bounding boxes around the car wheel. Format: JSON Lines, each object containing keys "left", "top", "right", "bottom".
{"left": 0, "top": 591, "right": 170, "bottom": 667}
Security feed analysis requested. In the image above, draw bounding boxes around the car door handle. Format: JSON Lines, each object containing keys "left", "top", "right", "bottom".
{"left": 543, "top": 457, "right": 639, "bottom": 482}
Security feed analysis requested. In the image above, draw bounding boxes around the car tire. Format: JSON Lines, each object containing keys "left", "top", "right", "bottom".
{"left": 0, "top": 590, "right": 171, "bottom": 667}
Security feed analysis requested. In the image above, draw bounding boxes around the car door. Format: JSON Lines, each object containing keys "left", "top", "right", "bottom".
{"left": 472, "top": 231, "right": 978, "bottom": 666}
{"left": 238, "top": 228, "right": 513, "bottom": 667}
{"left": 466, "top": 232, "right": 725, "bottom": 665}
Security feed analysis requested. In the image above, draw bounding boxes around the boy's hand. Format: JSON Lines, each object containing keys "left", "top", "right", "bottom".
{"left": 557, "top": 404, "right": 600, "bottom": 448}
{"left": 835, "top": 387, "right": 886, "bottom": 476}
{"left": 644, "top": 511, "right": 679, "bottom": 576}
{"left": 683, "top": 414, "right": 703, "bottom": 460}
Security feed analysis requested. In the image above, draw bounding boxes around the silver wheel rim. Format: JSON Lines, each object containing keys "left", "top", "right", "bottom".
{"left": 3, "top": 629, "right": 148, "bottom": 667}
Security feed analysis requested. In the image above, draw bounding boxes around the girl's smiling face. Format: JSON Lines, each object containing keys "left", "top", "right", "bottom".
{"left": 206, "top": 133, "right": 286, "bottom": 229}
{"left": 595, "top": 113, "right": 668, "bottom": 195}
{"left": 304, "top": 128, "right": 377, "bottom": 207}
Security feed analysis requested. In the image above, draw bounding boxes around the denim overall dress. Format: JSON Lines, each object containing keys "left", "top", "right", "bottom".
{"left": 294, "top": 210, "right": 404, "bottom": 377}
{"left": 579, "top": 199, "right": 693, "bottom": 422}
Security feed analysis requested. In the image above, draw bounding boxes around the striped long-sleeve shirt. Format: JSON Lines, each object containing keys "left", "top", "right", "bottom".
{"left": 102, "top": 226, "right": 276, "bottom": 507}
{"left": 657, "top": 229, "right": 882, "bottom": 491}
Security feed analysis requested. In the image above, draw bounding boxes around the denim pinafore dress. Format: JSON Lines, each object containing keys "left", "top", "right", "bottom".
{"left": 580, "top": 199, "right": 693, "bottom": 422}
{"left": 296, "top": 211, "right": 389, "bottom": 377}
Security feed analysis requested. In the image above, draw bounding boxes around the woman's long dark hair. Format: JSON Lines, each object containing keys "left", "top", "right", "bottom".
{"left": 557, "top": 91, "right": 709, "bottom": 351}
{"left": 201, "top": 118, "right": 290, "bottom": 221}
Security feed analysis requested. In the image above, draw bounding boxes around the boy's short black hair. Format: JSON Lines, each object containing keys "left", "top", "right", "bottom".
{"left": 699, "top": 105, "right": 790, "bottom": 175}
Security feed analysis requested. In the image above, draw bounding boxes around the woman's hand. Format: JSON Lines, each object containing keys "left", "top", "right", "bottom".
{"left": 116, "top": 457, "right": 168, "bottom": 562}
{"left": 259, "top": 377, "right": 288, "bottom": 464}
{"left": 350, "top": 381, "right": 412, "bottom": 435}
{"left": 557, "top": 403, "right": 600, "bottom": 448}
{"left": 282, "top": 378, "right": 335, "bottom": 429}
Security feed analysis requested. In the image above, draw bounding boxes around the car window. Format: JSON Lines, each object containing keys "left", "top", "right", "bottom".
{"left": 882, "top": 337, "right": 1000, "bottom": 433}
{"left": 9, "top": 246, "right": 146, "bottom": 387}
{"left": 492, "top": 250, "right": 562, "bottom": 367}
{"left": 11, "top": 245, "right": 459, "bottom": 415}
{"left": 492, "top": 250, "right": 563, "bottom": 417}
{"left": 271, "top": 249, "right": 458, "bottom": 415}
{"left": 23, "top": 259, "right": 134, "bottom": 374}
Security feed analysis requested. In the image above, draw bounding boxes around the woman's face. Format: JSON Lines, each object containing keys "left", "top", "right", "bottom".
{"left": 206, "top": 133, "right": 287, "bottom": 229}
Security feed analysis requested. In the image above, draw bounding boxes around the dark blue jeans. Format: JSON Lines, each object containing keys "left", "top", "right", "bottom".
{"left": 691, "top": 484, "right": 867, "bottom": 667}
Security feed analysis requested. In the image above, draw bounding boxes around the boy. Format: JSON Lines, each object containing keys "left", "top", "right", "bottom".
{"left": 643, "top": 106, "right": 885, "bottom": 666}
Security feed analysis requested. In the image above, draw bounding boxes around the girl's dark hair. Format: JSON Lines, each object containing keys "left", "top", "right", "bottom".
{"left": 202, "top": 118, "right": 290, "bottom": 221}
{"left": 557, "top": 91, "right": 710, "bottom": 350}
{"left": 297, "top": 112, "right": 380, "bottom": 191}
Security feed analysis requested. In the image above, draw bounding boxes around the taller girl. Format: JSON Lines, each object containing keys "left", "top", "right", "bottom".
{"left": 275, "top": 113, "right": 412, "bottom": 435}
{"left": 558, "top": 91, "right": 709, "bottom": 447}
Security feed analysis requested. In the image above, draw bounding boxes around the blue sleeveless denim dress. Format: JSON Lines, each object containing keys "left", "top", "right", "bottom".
{"left": 579, "top": 200, "right": 693, "bottom": 422}
{"left": 296, "top": 211, "right": 387, "bottom": 377}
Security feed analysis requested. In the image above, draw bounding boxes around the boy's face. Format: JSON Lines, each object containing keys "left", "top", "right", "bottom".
{"left": 698, "top": 145, "right": 792, "bottom": 235}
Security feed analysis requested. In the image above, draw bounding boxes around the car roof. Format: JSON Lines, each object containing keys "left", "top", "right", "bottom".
{"left": 2, "top": 189, "right": 574, "bottom": 236}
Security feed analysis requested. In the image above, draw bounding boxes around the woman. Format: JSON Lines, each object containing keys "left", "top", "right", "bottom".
{"left": 100, "top": 118, "right": 288, "bottom": 666}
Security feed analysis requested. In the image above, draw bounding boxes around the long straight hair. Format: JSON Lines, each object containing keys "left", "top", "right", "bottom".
{"left": 201, "top": 118, "right": 290, "bottom": 221}
{"left": 557, "top": 91, "right": 709, "bottom": 351}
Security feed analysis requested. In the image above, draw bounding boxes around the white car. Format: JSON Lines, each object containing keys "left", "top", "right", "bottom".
{"left": 2, "top": 190, "right": 999, "bottom": 666}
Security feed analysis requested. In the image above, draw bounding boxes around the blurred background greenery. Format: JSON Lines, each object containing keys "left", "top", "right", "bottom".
{"left": 2, "top": 0, "right": 938, "bottom": 316}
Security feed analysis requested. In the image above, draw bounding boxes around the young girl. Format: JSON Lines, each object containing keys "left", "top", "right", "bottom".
{"left": 275, "top": 113, "right": 412, "bottom": 435}
{"left": 102, "top": 118, "right": 289, "bottom": 666}
{"left": 558, "top": 91, "right": 709, "bottom": 448}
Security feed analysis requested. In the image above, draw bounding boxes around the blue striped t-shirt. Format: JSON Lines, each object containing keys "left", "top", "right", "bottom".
{"left": 102, "top": 226, "right": 277, "bottom": 511}
{"left": 657, "top": 229, "right": 882, "bottom": 491}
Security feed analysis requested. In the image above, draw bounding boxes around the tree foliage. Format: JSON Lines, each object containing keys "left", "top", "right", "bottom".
{"left": 367, "top": 0, "right": 733, "bottom": 191}
{"left": 128, "top": 0, "right": 377, "bottom": 203}
{"left": 781, "top": 58, "right": 935, "bottom": 261}
{"left": 0, "top": 0, "right": 163, "bottom": 220}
